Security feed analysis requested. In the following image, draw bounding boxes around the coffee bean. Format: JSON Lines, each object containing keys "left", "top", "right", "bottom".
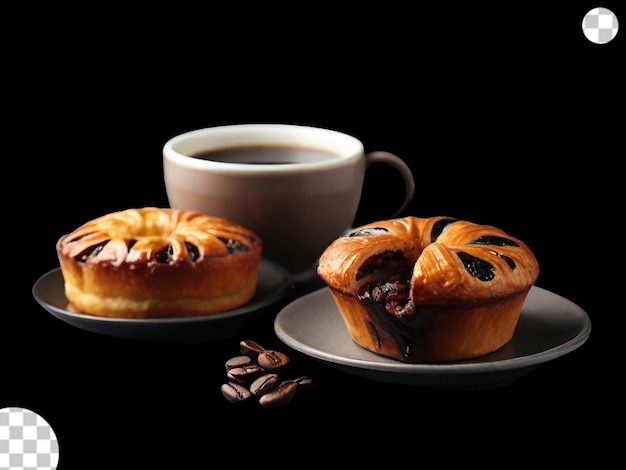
{"left": 249, "top": 373, "right": 280, "bottom": 397}
{"left": 239, "top": 339, "right": 266, "bottom": 358}
{"left": 225, "top": 355, "right": 252, "bottom": 371}
{"left": 226, "top": 364, "right": 263, "bottom": 384}
{"left": 257, "top": 350, "right": 290, "bottom": 371}
{"left": 258, "top": 381, "right": 297, "bottom": 409}
{"left": 221, "top": 382, "right": 252, "bottom": 403}
{"left": 293, "top": 376, "right": 316, "bottom": 390}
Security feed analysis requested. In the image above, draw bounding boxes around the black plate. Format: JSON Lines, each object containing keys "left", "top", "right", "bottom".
{"left": 33, "top": 259, "right": 291, "bottom": 343}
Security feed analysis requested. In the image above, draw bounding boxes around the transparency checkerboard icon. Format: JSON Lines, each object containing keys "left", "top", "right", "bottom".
{"left": 0, "top": 407, "right": 59, "bottom": 470}
{"left": 582, "top": 7, "right": 619, "bottom": 44}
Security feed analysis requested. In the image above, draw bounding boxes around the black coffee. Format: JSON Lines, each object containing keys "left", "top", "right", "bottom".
{"left": 191, "top": 145, "right": 339, "bottom": 164}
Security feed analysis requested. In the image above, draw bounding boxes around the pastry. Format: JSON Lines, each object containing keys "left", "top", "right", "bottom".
{"left": 56, "top": 207, "right": 262, "bottom": 318}
{"left": 317, "top": 216, "right": 539, "bottom": 363}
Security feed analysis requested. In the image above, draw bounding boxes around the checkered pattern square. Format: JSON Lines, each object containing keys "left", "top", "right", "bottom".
{"left": 582, "top": 7, "right": 619, "bottom": 44}
{"left": 0, "top": 408, "right": 59, "bottom": 470}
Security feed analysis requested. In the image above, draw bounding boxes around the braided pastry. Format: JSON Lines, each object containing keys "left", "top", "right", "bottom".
{"left": 317, "top": 216, "right": 539, "bottom": 363}
{"left": 56, "top": 207, "right": 262, "bottom": 318}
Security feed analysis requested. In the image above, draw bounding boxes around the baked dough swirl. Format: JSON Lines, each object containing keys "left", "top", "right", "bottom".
{"left": 56, "top": 207, "right": 263, "bottom": 318}
{"left": 317, "top": 216, "right": 539, "bottom": 363}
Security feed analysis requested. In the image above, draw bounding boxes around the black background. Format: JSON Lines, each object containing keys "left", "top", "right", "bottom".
{"left": 4, "top": 3, "right": 623, "bottom": 468}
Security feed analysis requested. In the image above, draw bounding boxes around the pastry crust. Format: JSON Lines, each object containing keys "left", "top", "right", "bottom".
{"left": 317, "top": 216, "right": 539, "bottom": 363}
{"left": 56, "top": 207, "right": 262, "bottom": 318}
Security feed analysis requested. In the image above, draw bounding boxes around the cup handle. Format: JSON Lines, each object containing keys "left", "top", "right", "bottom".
{"left": 364, "top": 151, "right": 415, "bottom": 218}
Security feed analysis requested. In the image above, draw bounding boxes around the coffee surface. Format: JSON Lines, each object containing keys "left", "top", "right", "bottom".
{"left": 191, "top": 145, "right": 339, "bottom": 164}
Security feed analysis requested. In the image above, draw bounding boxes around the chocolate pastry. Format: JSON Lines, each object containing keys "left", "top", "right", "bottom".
{"left": 317, "top": 216, "right": 539, "bottom": 363}
{"left": 56, "top": 207, "right": 262, "bottom": 318}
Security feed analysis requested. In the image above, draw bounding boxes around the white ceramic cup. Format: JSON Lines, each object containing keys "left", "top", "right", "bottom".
{"left": 163, "top": 124, "right": 415, "bottom": 277}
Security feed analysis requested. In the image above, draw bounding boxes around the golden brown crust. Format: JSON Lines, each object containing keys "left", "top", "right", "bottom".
{"left": 56, "top": 207, "right": 263, "bottom": 318}
{"left": 317, "top": 216, "right": 539, "bottom": 363}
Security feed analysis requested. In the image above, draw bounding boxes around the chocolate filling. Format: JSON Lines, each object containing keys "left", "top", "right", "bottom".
{"left": 357, "top": 248, "right": 415, "bottom": 320}
{"left": 72, "top": 238, "right": 204, "bottom": 264}
{"left": 75, "top": 240, "right": 108, "bottom": 262}
{"left": 218, "top": 237, "right": 251, "bottom": 254}
{"left": 185, "top": 241, "right": 201, "bottom": 262}
{"left": 155, "top": 244, "right": 174, "bottom": 263}
{"left": 349, "top": 227, "right": 390, "bottom": 237}
{"left": 358, "top": 282, "right": 429, "bottom": 362}
{"left": 354, "top": 224, "right": 521, "bottom": 361}
{"left": 356, "top": 250, "right": 406, "bottom": 281}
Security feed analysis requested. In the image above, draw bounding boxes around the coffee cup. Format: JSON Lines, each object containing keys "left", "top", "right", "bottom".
{"left": 163, "top": 124, "right": 415, "bottom": 277}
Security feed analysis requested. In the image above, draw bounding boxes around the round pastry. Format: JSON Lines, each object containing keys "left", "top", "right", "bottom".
{"left": 56, "top": 207, "right": 263, "bottom": 318}
{"left": 317, "top": 216, "right": 540, "bottom": 363}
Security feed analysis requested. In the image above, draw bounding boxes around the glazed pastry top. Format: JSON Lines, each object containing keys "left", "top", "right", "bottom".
{"left": 317, "top": 216, "right": 539, "bottom": 304}
{"left": 57, "top": 207, "right": 262, "bottom": 267}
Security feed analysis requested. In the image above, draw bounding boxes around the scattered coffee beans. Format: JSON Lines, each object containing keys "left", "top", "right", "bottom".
{"left": 221, "top": 339, "right": 315, "bottom": 408}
